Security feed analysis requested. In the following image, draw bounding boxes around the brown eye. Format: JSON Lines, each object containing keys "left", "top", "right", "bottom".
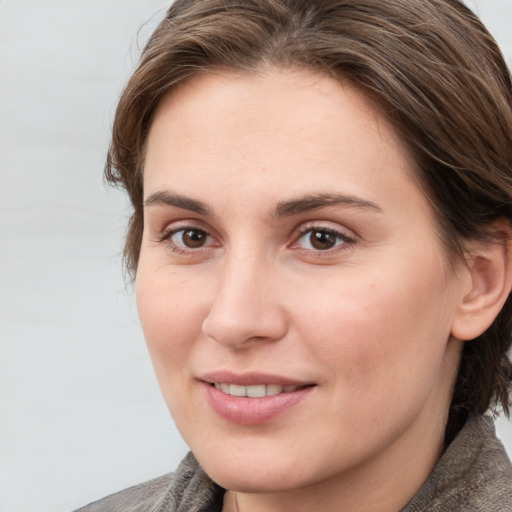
{"left": 296, "top": 228, "right": 350, "bottom": 252}
{"left": 309, "top": 230, "right": 337, "bottom": 250}
{"left": 171, "top": 228, "right": 209, "bottom": 248}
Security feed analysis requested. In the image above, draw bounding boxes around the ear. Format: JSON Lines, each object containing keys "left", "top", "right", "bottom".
{"left": 451, "top": 220, "right": 512, "bottom": 341}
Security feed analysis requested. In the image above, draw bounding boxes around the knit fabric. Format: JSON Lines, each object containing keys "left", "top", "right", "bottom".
{"left": 401, "top": 416, "right": 512, "bottom": 511}
{"left": 75, "top": 416, "right": 512, "bottom": 512}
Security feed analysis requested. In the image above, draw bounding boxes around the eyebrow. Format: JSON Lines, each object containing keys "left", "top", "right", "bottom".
{"left": 143, "top": 190, "right": 382, "bottom": 218}
{"left": 271, "top": 193, "right": 383, "bottom": 217}
{"left": 144, "top": 191, "right": 212, "bottom": 215}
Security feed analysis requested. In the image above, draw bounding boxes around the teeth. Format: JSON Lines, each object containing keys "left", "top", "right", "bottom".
{"left": 229, "top": 384, "right": 246, "bottom": 397}
{"left": 267, "top": 384, "right": 283, "bottom": 396}
{"left": 247, "top": 384, "right": 266, "bottom": 398}
{"left": 214, "top": 383, "right": 300, "bottom": 397}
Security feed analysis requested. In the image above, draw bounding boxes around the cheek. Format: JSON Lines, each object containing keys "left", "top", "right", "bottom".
{"left": 292, "top": 263, "right": 457, "bottom": 405}
{"left": 136, "top": 269, "right": 213, "bottom": 431}
{"left": 136, "top": 269, "right": 206, "bottom": 373}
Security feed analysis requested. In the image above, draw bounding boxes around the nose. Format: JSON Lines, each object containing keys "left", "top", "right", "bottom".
{"left": 201, "top": 253, "right": 288, "bottom": 348}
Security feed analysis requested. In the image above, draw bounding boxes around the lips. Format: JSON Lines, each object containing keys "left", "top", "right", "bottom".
{"left": 200, "top": 370, "right": 312, "bottom": 387}
{"left": 199, "top": 371, "right": 316, "bottom": 425}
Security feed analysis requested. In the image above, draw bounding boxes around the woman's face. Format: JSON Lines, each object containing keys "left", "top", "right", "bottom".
{"left": 137, "top": 69, "right": 466, "bottom": 497}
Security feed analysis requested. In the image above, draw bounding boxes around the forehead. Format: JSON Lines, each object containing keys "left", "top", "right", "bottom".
{"left": 149, "top": 68, "right": 402, "bottom": 155}
{"left": 144, "top": 68, "right": 422, "bottom": 215}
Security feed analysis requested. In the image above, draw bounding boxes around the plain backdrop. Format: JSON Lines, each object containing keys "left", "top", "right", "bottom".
{"left": 1, "top": 1, "right": 512, "bottom": 511}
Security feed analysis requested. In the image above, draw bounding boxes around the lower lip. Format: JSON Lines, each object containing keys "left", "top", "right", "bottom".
{"left": 202, "top": 382, "right": 314, "bottom": 425}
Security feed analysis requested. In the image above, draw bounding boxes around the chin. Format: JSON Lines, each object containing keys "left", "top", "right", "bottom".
{"left": 187, "top": 429, "right": 349, "bottom": 495}
{"left": 199, "top": 456, "right": 309, "bottom": 493}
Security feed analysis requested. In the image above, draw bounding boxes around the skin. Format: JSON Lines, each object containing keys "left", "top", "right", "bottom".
{"left": 137, "top": 68, "right": 473, "bottom": 512}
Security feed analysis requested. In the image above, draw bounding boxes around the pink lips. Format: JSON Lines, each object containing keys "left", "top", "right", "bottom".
{"left": 199, "top": 371, "right": 315, "bottom": 425}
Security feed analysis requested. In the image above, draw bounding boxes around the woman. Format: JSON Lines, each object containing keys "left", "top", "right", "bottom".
{"left": 77, "top": 0, "right": 512, "bottom": 510}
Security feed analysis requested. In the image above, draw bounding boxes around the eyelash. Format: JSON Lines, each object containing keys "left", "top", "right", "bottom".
{"left": 157, "top": 223, "right": 356, "bottom": 256}
{"left": 157, "top": 225, "right": 215, "bottom": 254}
{"left": 291, "top": 225, "right": 356, "bottom": 255}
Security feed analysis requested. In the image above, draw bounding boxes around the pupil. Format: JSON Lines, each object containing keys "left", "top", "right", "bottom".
{"left": 183, "top": 229, "right": 206, "bottom": 248}
{"left": 310, "top": 230, "right": 336, "bottom": 250}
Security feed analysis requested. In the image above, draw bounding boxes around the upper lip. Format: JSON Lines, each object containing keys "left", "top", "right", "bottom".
{"left": 199, "top": 371, "right": 314, "bottom": 387}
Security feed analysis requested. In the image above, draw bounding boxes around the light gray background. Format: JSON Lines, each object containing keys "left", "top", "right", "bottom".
{"left": 1, "top": 1, "right": 511, "bottom": 511}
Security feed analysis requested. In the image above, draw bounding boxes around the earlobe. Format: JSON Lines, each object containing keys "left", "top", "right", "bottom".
{"left": 451, "top": 221, "right": 512, "bottom": 341}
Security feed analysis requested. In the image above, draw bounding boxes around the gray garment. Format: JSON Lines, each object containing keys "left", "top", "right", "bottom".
{"left": 75, "top": 416, "right": 512, "bottom": 512}
{"left": 74, "top": 452, "right": 222, "bottom": 512}
{"left": 400, "top": 416, "right": 512, "bottom": 511}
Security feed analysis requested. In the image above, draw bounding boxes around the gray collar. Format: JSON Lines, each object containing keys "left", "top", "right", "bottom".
{"left": 401, "top": 416, "right": 512, "bottom": 511}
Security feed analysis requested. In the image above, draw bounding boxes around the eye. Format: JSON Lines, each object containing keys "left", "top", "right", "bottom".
{"left": 295, "top": 228, "right": 352, "bottom": 251}
{"left": 169, "top": 227, "right": 211, "bottom": 249}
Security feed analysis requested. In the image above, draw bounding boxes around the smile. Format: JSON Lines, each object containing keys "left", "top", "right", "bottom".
{"left": 204, "top": 381, "right": 315, "bottom": 425}
{"left": 213, "top": 383, "right": 303, "bottom": 397}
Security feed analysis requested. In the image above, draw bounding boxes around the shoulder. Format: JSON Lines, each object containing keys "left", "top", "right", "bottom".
{"left": 402, "top": 416, "right": 512, "bottom": 511}
{"left": 73, "top": 452, "right": 224, "bottom": 512}
{"left": 73, "top": 472, "right": 176, "bottom": 512}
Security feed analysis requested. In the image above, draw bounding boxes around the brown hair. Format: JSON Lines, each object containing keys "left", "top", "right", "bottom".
{"left": 106, "top": 0, "right": 512, "bottom": 445}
